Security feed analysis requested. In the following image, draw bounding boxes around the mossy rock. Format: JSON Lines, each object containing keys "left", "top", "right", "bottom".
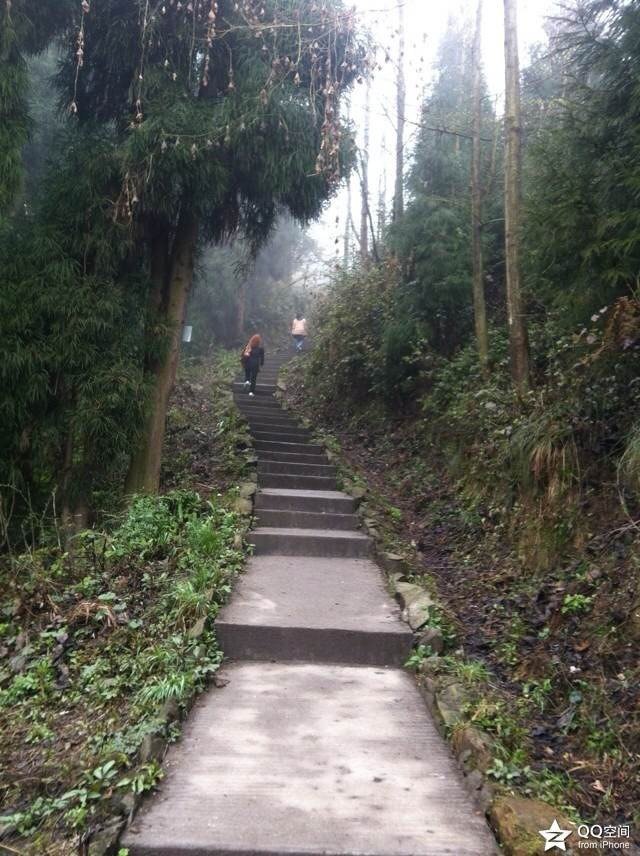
{"left": 379, "top": 552, "right": 408, "bottom": 577}
{"left": 415, "top": 625, "right": 444, "bottom": 654}
{"left": 87, "top": 818, "right": 125, "bottom": 855}
{"left": 405, "top": 595, "right": 435, "bottom": 630}
{"left": 394, "top": 581, "right": 427, "bottom": 609}
{"left": 344, "top": 482, "right": 367, "bottom": 501}
{"left": 434, "top": 682, "right": 466, "bottom": 728}
{"left": 452, "top": 725, "right": 494, "bottom": 772}
{"left": 489, "top": 796, "right": 576, "bottom": 856}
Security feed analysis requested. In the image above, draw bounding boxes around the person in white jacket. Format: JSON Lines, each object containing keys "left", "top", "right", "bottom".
{"left": 291, "top": 313, "right": 308, "bottom": 352}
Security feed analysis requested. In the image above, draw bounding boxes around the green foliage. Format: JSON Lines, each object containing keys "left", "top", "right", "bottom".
{"left": 116, "top": 762, "right": 163, "bottom": 795}
{"left": 561, "top": 593, "right": 593, "bottom": 615}
{"left": 306, "top": 262, "right": 399, "bottom": 414}
{"left": 57, "top": 0, "right": 365, "bottom": 244}
{"left": 0, "top": 489, "right": 246, "bottom": 849}
{"left": 385, "top": 14, "right": 502, "bottom": 360}
{"left": 521, "top": 678, "right": 554, "bottom": 713}
{"left": 487, "top": 756, "right": 530, "bottom": 785}
{"left": 404, "top": 645, "right": 430, "bottom": 671}
{"left": 0, "top": 27, "right": 30, "bottom": 217}
{"left": 1, "top": 0, "right": 367, "bottom": 526}
{"left": 0, "top": 195, "right": 150, "bottom": 521}
{"left": 310, "top": 260, "right": 640, "bottom": 562}
{"left": 524, "top": 0, "right": 640, "bottom": 322}
{"left": 0, "top": 0, "right": 74, "bottom": 217}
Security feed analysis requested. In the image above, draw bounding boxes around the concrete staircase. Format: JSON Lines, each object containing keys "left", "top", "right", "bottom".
{"left": 122, "top": 352, "right": 496, "bottom": 856}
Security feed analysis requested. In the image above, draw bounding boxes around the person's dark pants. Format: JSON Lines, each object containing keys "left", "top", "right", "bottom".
{"left": 246, "top": 363, "right": 259, "bottom": 393}
{"left": 293, "top": 334, "right": 305, "bottom": 352}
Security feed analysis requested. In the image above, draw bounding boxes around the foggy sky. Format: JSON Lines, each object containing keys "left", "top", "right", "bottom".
{"left": 308, "top": 0, "right": 557, "bottom": 264}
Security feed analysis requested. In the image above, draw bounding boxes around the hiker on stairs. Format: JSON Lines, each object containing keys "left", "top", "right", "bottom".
{"left": 291, "top": 313, "right": 308, "bottom": 352}
{"left": 241, "top": 334, "right": 265, "bottom": 396}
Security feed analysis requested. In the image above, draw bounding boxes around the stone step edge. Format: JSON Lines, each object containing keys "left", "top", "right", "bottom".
{"left": 215, "top": 624, "right": 413, "bottom": 668}
{"left": 250, "top": 526, "right": 370, "bottom": 540}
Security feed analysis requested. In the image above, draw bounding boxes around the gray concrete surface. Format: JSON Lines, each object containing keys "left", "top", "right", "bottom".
{"left": 123, "top": 663, "right": 496, "bottom": 855}
{"left": 254, "top": 488, "right": 355, "bottom": 513}
{"left": 216, "top": 555, "right": 409, "bottom": 664}
{"left": 249, "top": 528, "right": 372, "bottom": 558}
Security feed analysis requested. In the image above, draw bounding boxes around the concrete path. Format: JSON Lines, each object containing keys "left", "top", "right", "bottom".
{"left": 123, "top": 353, "right": 497, "bottom": 856}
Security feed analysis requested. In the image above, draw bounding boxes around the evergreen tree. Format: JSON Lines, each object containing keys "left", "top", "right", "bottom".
{"left": 525, "top": 0, "right": 640, "bottom": 324}
{"left": 387, "top": 15, "right": 500, "bottom": 365}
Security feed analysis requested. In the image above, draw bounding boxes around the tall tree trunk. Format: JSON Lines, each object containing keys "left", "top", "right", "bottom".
{"left": 471, "top": 0, "right": 489, "bottom": 378}
{"left": 344, "top": 173, "right": 352, "bottom": 267}
{"left": 393, "top": 1, "right": 405, "bottom": 222}
{"left": 235, "top": 279, "right": 246, "bottom": 343}
{"left": 503, "top": 0, "right": 529, "bottom": 392}
{"left": 60, "top": 427, "right": 75, "bottom": 540}
{"left": 377, "top": 167, "right": 387, "bottom": 245}
{"left": 360, "top": 80, "right": 370, "bottom": 261}
{"left": 126, "top": 212, "right": 199, "bottom": 494}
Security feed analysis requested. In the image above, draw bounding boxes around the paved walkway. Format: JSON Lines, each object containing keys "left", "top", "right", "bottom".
{"left": 123, "top": 354, "right": 496, "bottom": 855}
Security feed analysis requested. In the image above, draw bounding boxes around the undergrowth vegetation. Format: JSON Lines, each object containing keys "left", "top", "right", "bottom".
{"left": 288, "top": 263, "right": 640, "bottom": 828}
{"left": 0, "top": 353, "right": 251, "bottom": 854}
{"left": 308, "top": 267, "right": 640, "bottom": 566}
{"left": 0, "top": 490, "right": 246, "bottom": 853}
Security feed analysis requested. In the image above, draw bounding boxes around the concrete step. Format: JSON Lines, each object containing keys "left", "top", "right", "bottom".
{"left": 122, "top": 662, "right": 496, "bottom": 856}
{"left": 240, "top": 410, "right": 300, "bottom": 420}
{"left": 255, "top": 508, "right": 361, "bottom": 531}
{"left": 255, "top": 488, "right": 355, "bottom": 514}
{"left": 254, "top": 439, "right": 324, "bottom": 456}
{"left": 253, "top": 430, "right": 315, "bottom": 445}
{"left": 259, "top": 473, "right": 336, "bottom": 491}
{"left": 249, "top": 426, "right": 310, "bottom": 438}
{"left": 235, "top": 399, "right": 282, "bottom": 412}
{"left": 243, "top": 415, "right": 301, "bottom": 428}
{"left": 232, "top": 383, "right": 277, "bottom": 395}
{"left": 216, "top": 555, "right": 409, "bottom": 664}
{"left": 237, "top": 406, "right": 284, "bottom": 417}
{"left": 248, "top": 424, "right": 311, "bottom": 440}
{"left": 234, "top": 391, "right": 276, "bottom": 400}
{"left": 258, "top": 460, "right": 335, "bottom": 477}
{"left": 250, "top": 527, "right": 371, "bottom": 558}
{"left": 257, "top": 449, "right": 329, "bottom": 465}
{"left": 249, "top": 426, "right": 309, "bottom": 438}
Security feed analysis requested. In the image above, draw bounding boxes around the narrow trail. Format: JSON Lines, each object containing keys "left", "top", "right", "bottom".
{"left": 123, "top": 352, "right": 496, "bottom": 855}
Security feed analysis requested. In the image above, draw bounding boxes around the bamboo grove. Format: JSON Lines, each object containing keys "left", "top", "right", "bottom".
{"left": 0, "top": 0, "right": 367, "bottom": 535}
